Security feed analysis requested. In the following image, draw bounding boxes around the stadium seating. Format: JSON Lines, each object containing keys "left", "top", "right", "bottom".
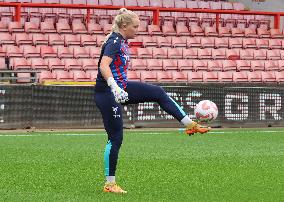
{"left": 0, "top": 0, "right": 281, "bottom": 84}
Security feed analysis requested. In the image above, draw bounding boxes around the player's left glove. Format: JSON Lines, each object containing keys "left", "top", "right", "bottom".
{"left": 107, "top": 77, "right": 129, "bottom": 104}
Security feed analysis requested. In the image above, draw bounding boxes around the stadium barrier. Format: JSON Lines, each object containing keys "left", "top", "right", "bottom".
{"left": 0, "top": 83, "right": 284, "bottom": 129}
{"left": 0, "top": 2, "right": 283, "bottom": 29}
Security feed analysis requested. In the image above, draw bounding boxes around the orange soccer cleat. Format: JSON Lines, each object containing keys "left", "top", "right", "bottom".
{"left": 103, "top": 182, "right": 127, "bottom": 194}
{"left": 185, "top": 121, "right": 211, "bottom": 135}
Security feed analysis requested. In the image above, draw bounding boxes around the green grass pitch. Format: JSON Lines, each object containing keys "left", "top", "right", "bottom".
{"left": 0, "top": 128, "right": 283, "bottom": 202}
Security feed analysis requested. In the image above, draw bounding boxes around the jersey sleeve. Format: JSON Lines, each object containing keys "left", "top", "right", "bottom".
{"left": 103, "top": 38, "right": 120, "bottom": 60}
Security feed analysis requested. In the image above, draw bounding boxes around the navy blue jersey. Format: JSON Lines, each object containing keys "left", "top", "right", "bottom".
{"left": 96, "top": 32, "right": 130, "bottom": 91}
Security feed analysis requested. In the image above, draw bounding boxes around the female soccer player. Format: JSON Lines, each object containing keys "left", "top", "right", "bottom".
{"left": 95, "top": 8, "right": 210, "bottom": 194}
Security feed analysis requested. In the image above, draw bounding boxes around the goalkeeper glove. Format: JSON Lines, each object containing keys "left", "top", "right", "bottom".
{"left": 107, "top": 77, "right": 129, "bottom": 104}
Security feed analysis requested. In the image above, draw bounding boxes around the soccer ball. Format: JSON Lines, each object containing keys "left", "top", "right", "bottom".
{"left": 194, "top": 100, "right": 218, "bottom": 123}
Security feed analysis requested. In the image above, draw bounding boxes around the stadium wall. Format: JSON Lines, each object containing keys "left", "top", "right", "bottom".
{"left": 0, "top": 84, "right": 284, "bottom": 129}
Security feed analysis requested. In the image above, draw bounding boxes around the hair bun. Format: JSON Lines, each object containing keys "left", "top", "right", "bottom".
{"left": 119, "top": 8, "right": 128, "bottom": 14}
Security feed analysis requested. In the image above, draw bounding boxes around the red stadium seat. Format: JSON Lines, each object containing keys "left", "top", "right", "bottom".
{"left": 72, "top": 46, "right": 89, "bottom": 58}
{"left": 275, "top": 71, "right": 284, "bottom": 83}
{"left": 215, "top": 37, "right": 229, "bottom": 48}
{"left": 87, "top": 23, "right": 104, "bottom": 34}
{"left": 47, "top": 58, "right": 65, "bottom": 70}
{"left": 267, "top": 49, "right": 281, "bottom": 60}
{"left": 243, "top": 38, "right": 257, "bottom": 49}
{"left": 10, "top": 58, "right": 31, "bottom": 70}
{"left": 256, "top": 38, "right": 269, "bottom": 49}
{"left": 247, "top": 71, "right": 262, "bottom": 82}
{"left": 244, "top": 28, "right": 258, "bottom": 38}
{"left": 40, "top": 21, "right": 56, "bottom": 33}
{"left": 21, "top": 45, "right": 40, "bottom": 58}
{"left": 148, "top": 25, "right": 163, "bottom": 36}
{"left": 231, "top": 27, "right": 244, "bottom": 37}
{"left": 223, "top": 60, "right": 237, "bottom": 71}
{"left": 212, "top": 48, "right": 226, "bottom": 60}
{"left": 171, "top": 71, "right": 187, "bottom": 82}
{"left": 167, "top": 48, "right": 183, "bottom": 59}
{"left": 178, "top": 59, "right": 194, "bottom": 71}
{"left": 152, "top": 47, "right": 167, "bottom": 59}
{"left": 87, "top": 47, "right": 101, "bottom": 58}
{"left": 53, "top": 70, "right": 74, "bottom": 81}
{"left": 127, "top": 70, "right": 140, "bottom": 81}
{"left": 162, "top": 25, "right": 176, "bottom": 36}
{"left": 257, "top": 28, "right": 270, "bottom": 38}
{"left": 226, "top": 49, "right": 240, "bottom": 59}
{"left": 163, "top": 59, "right": 178, "bottom": 70}
{"left": 79, "top": 58, "right": 98, "bottom": 70}
{"left": 140, "top": 71, "right": 157, "bottom": 82}
{"left": 269, "top": 39, "right": 282, "bottom": 49}
{"left": 270, "top": 29, "right": 283, "bottom": 38}
{"left": 201, "top": 37, "right": 215, "bottom": 48}
{"left": 80, "top": 34, "right": 96, "bottom": 46}
{"left": 0, "top": 33, "right": 15, "bottom": 45}
{"left": 171, "top": 36, "right": 187, "bottom": 48}
{"left": 204, "top": 27, "right": 218, "bottom": 37}
{"left": 261, "top": 71, "right": 276, "bottom": 82}
{"left": 38, "top": 46, "right": 57, "bottom": 58}
{"left": 183, "top": 48, "right": 198, "bottom": 59}
{"left": 63, "top": 58, "right": 83, "bottom": 70}
{"left": 137, "top": 47, "right": 152, "bottom": 59}
{"left": 142, "top": 36, "right": 158, "bottom": 47}
{"left": 240, "top": 49, "right": 254, "bottom": 60}
{"left": 4, "top": 45, "right": 23, "bottom": 58}
{"left": 218, "top": 26, "right": 231, "bottom": 37}
{"left": 203, "top": 71, "right": 218, "bottom": 83}
{"left": 156, "top": 71, "right": 173, "bottom": 82}
{"left": 72, "top": 22, "right": 88, "bottom": 34}
{"left": 72, "top": 70, "right": 91, "bottom": 81}
{"left": 56, "top": 21, "right": 72, "bottom": 34}
{"left": 28, "top": 58, "right": 48, "bottom": 70}
{"left": 187, "top": 37, "right": 201, "bottom": 48}
{"left": 31, "top": 33, "right": 48, "bottom": 46}
{"left": 86, "top": 70, "right": 98, "bottom": 81}
{"left": 229, "top": 38, "right": 242, "bottom": 48}
{"left": 147, "top": 59, "right": 163, "bottom": 70}
{"left": 8, "top": 22, "right": 24, "bottom": 33}
{"left": 24, "top": 22, "right": 40, "bottom": 33}
{"left": 265, "top": 60, "right": 279, "bottom": 71}
{"left": 193, "top": 60, "right": 208, "bottom": 71}
{"left": 13, "top": 33, "right": 33, "bottom": 46}
{"left": 218, "top": 71, "right": 233, "bottom": 82}
{"left": 156, "top": 36, "right": 172, "bottom": 48}
{"left": 236, "top": 60, "right": 251, "bottom": 71}
{"left": 38, "top": 70, "right": 55, "bottom": 83}
{"left": 253, "top": 49, "right": 267, "bottom": 60}
{"left": 251, "top": 60, "right": 265, "bottom": 71}
{"left": 187, "top": 71, "right": 203, "bottom": 83}
{"left": 47, "top": 33, "right": 64, "bottom": 46}
{"left": 0, "top": 21, "right": 9, "bottom": 32}
{"left": 233, "top": 71, "right": 249, "bottom": 82}
{"left": 190, "top": 25, "right": 204, "bottom": 36}
{"left": 176, "top": 25, "right": 190, "bottom": 36}
{"left": 16, "top": 73, "right": 32, "bottom": 83}
{"left": 63, "top": 34, "right": 80, "bottom": 46}
{"left": 208, "top": 60, "right": 223, "bottom": 71}
{"left": 57, "top": 46, "right": 73, "bottom": 59}
{"left": 198, "top": 48, "right": 212, "bottom": 59}
{"left": 131, "top": 59, "right": 147, "bottom": 70}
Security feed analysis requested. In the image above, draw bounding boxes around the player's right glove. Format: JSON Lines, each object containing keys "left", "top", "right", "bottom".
{"left": 107, "top": 77, "right": 129, "bottom": 104}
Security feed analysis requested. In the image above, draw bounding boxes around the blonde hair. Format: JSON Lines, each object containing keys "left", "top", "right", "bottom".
{"left": 103, "top": 8, "right": 138, "bottom": 44}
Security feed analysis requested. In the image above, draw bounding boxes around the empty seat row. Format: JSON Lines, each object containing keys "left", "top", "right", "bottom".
{"left": 37, "top": 69, "right": 284, "bottom": 84}
{"left": 0, "top": 21, "right": 108, "bottom": 34}
{"left": 0, "top": 45, "right": 104, "bottom": 58}
{"left": 132, "top": 36, "right": 284, "bottom": 49}
{"left": 133, "top": 48, "right": 284, "bottom": 60}
{"left": 130, "top": 59, "right": 284, "bottom": 72}
{"left": 10, "top": 57, "right": 98, "bottom": 71}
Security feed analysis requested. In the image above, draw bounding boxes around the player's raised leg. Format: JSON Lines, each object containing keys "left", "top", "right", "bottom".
{"left": 125, "top": 81, "right": 211, "bottom": 135}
